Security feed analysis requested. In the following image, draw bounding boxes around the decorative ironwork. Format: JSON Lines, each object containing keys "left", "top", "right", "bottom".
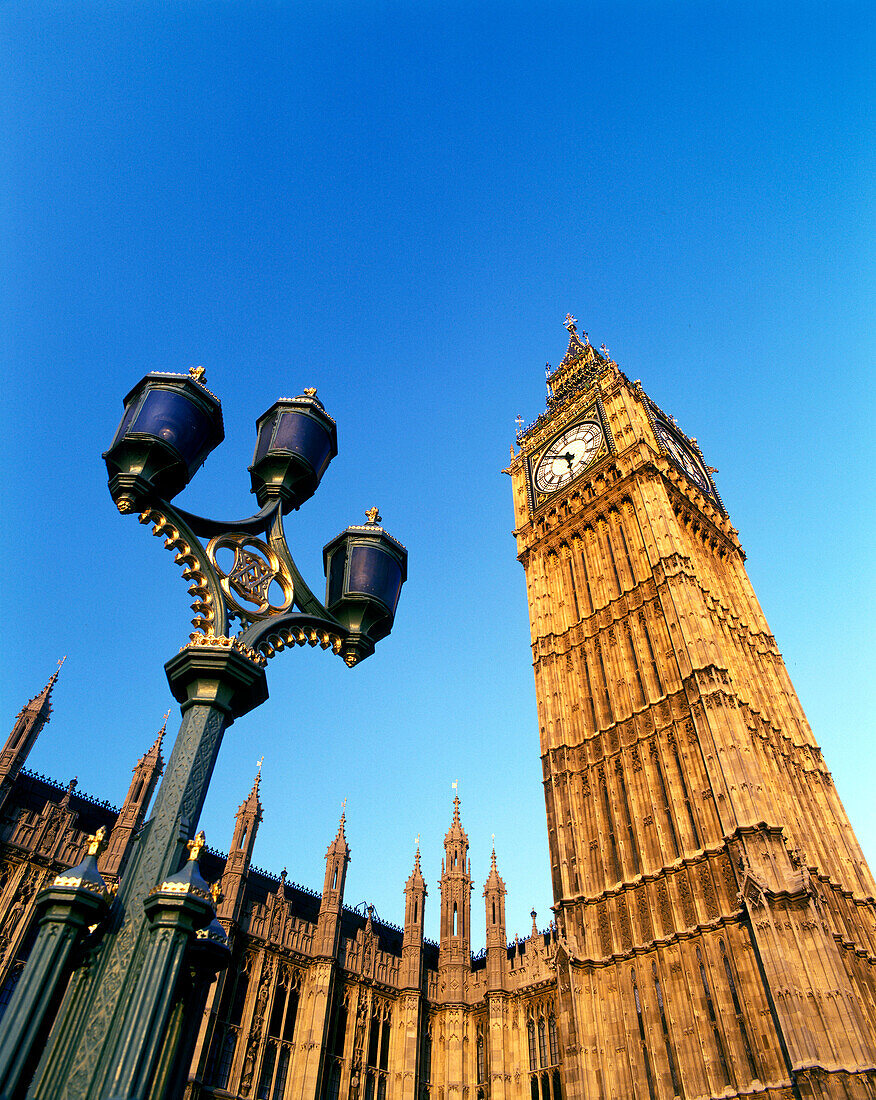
{"left": 207, "top": 533, "right": 294, "bottom": 622}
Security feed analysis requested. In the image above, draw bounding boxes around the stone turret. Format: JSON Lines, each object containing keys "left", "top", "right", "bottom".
{"left": 401, "top": 843, "right": 426, "bottom": 991}
{"left": 483, "top": 846, "right": 508, "bottom": 992}
{"left": 438, "top": 795, "right": 471, "bottom": 1003}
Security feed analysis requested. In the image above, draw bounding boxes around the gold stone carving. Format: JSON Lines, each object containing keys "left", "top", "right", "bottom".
{"left": 206, "top": 532, "right": 294, "bottom": 621}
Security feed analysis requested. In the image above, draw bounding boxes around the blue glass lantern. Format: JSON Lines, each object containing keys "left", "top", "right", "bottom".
{"left": 322, "top": 512, "right": 407, "bottom": 665}
{"left": 249, "top": 392, "right": 338, "bottom": 511}
{"left": 103, "top": 370, "right": 224, "bottom": 510}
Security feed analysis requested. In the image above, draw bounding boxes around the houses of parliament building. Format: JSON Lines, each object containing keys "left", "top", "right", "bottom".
{"left": 0, "top": 320, "right": 874, "bottom": 1099}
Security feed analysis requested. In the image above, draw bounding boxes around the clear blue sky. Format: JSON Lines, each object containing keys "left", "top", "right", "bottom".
{"left": 1, "top": 0, "right": 873, "bottom": 946}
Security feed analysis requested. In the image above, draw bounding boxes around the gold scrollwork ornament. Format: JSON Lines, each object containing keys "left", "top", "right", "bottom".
{"left": 206, "top": 533, "right": 294, "bottom": 621}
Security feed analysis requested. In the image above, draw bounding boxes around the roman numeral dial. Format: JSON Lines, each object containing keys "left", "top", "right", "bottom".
{"left": 653, "top": 421, "right": 710, "bottom": 492}
{"left": 534, "top": 420, "right": 604, "bottom": 493}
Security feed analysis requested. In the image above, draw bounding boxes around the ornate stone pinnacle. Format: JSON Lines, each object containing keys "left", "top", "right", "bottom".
{"left": 563, "top": 313, "right": 578, "bottom": 332}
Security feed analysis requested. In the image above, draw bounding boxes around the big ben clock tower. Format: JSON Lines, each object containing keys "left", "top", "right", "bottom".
{"left": 508, "top": 317, "right": 876, "bottom": 1099}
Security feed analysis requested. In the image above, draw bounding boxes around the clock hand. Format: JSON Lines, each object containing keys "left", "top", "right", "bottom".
{"left": 562, "top": 451, "right": 575, "bottom": 469}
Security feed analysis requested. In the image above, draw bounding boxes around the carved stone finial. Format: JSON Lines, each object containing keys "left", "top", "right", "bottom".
{"left": 210, "top": 880, "right": 223, "bottom": 906}
{"left": 365, "top": 507, "right": 381, "bottom": 525}
{"left": 87, "top": 825, "right": 107, "bottom": 857}
{"left": 303, "top": 387, "right": 317, "bottom": 397}
{"left": 563, "top": 313, "right": 578, "bottom": 332}
{"left": 600, "top": 343, "right": 610, "bottom": 359}
{"left": 189, "top": 366, "right": 207, "bottom": 384}
{"left": 187, "top": 831, "right": 206, "bottom": 862}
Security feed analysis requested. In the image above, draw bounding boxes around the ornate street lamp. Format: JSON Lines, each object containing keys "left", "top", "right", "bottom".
{"left": 0, "top": 368, "right": 406, "bottom": 1100}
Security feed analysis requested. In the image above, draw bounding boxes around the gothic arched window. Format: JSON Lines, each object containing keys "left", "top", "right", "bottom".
{"left": 538, "top": 1016, "right": 547, "bottom": 1068}
{"left": 548, "top": 1014, "right": 559, "bottom": 1066}
{"left": 527, "top": 1018, "right": 537, "bottom": 1071}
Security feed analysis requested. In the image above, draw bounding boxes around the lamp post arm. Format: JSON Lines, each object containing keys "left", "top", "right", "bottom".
{"left": 267, "top": 504, "right": 335, "bottom": 620}
{"left": 171, "top": 498, "right": 280, "bottom": 539}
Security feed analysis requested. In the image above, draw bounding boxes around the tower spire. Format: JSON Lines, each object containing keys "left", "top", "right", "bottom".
{"left": 538, "top": 312, "right": 611, "bottom": 411}
{"left": 0, "top": 661, "right": 66, "bottom": 813}
{"left": 315, "top": 806, "right": 350, "bottom": 958}
{"left": 99, "top": 714, "right": 167, "bottom": 880}
{"left": 215, "top": 765, "right": 264, "bottom": 924}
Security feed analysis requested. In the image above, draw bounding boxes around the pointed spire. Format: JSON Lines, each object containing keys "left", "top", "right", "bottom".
{"left": 326, "top": 802, "right": 349, "bottom": 858}
{"left": 443, "top": 787, "right": 468, "bottom": 849}
{"left": 237, "top": 764, "right": 263, "bottom": 818}
{"left": 18, "top": 659, "right": 65, "bottom": 721}
{"left": 137, "top": 712, "right": 168, "bottom": 771}
{"left": 405, "top": 837, "right": 426, "bottom": 892}
{"left": 484, "top": 844, "right": 506, "bottom": 893}
{"left": 531, "top": 908, "right": 539, "bottom": 937}
{"left": 559, "top": 313, "right": 591, "bottom": 369}
{"left": 537, "top": 313, "right": 609, "bottom": 410}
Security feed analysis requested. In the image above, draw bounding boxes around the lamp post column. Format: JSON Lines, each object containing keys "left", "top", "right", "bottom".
{"left": 30, "top": 643, "right": 267, "bottom": 1100}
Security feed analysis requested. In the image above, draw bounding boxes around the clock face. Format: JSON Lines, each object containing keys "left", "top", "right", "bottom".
{"left": 534, "top": 420, "right": 604, "bottom": 493}
{"left": 654, "top": 422, "right": 709, "bottom": 491}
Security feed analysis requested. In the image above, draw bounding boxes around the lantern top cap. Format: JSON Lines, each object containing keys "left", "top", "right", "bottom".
{"left": 121, "top": 370, "right": 223, "bottom": 412}
{"left": 322, "top": 517, "right": 408, "bottom": 578}
{"left": 255, "top": 392, "right": 336, "bottom": 428}
{"left": 324, "top": 520, "right": 408, "bottom": 554}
